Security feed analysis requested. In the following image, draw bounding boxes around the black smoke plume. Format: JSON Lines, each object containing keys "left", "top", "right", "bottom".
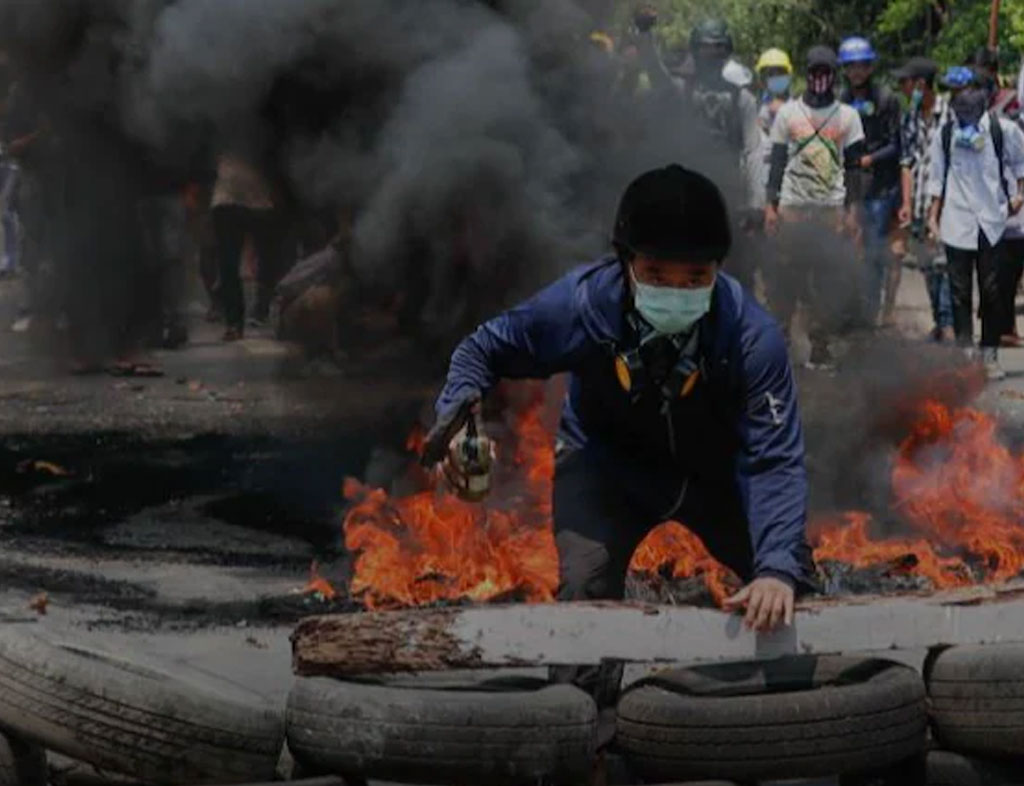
{"left": 0, "top": 0, "right": 761, "bottom": 359}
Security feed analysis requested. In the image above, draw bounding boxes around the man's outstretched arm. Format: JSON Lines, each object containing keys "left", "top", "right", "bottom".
{"left": 435, "top": 269, "right": 590, "bottom": 417}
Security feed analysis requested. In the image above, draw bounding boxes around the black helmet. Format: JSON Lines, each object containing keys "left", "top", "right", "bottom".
{"left": 689, "top": 19, "right": 733, "bottom": 55}
{"left": 806, "top": 45, "right": 838, "bottom": 71}
{"left": 613, "top": 164, "right": 731, "bottom": 262}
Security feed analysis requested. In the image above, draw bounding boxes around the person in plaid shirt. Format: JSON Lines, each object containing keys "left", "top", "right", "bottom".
{"left": 895, "top": 56, "right": 953, "bottom": 342}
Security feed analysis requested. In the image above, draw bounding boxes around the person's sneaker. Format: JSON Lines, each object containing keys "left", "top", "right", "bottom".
{"left": 804, "top": 341, "right": 836, "bottom": 372}
{"left": 983, "top": 347, "right": 1007, "bottom": 381}
{"left": 161, "top": 323, "right": 189, "bottom": 350}
{"left": 11, "top": 314, "right": 31, "bottom": 333}
{"left": 222, "top": 326, "right": 244, "bottom": 342}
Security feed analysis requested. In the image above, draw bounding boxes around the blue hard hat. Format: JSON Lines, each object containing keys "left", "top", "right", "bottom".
{"left": 838, "top": 36, "right": 877, "bottom": 65}
{"left": 941, "top": 66, "right": 976, "bottom": 89}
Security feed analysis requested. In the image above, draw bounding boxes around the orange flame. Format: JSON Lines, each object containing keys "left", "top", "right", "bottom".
{"left": 629, "top": 522, "right": 738, "bottom": 604}
{"left": 339, "top": 380, "right": 1024, "bottom": 609}
{"left": 890, "top": 400, "right": 1024, "bottom": 581}
{"left": 811, "top": 511, "right": 972, "bottom": 587}
{"left": 812, "top": 399, "right": 1024, "bottom": 587}
{"left": 342, "top": 385, "right": 558, "bottom": 610}
{"left": 303, "top": 560, "right": 338, "bottom": 601}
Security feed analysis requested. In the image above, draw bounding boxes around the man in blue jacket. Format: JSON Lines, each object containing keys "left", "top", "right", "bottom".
{"left": 424, "top": 165, "right": 813, "bottom": 633}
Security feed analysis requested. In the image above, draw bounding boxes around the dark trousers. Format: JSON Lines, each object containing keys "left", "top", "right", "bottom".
{"left": 212, "top": 204, "right": 285, "bottom": 330}
{"left": 1001, "top": 238, "right": 1024, "bottom": 338}
{"left": 552, "top": 449, "right": 755, "bottom": 601}
{"left": 861, "top": 187, "right": 901, "bottom": 323}
{"left": 945, "top": 234, "right": 1007, "bottom": 348}
{"left": 549, "top": 449, "right": 758, "bottom": 723}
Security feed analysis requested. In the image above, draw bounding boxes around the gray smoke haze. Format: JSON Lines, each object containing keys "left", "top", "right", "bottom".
{"left": 0, "top": 0, "right": 759, "bottom": 356}
{"left": 0, "top": 0, "right": 939, "bottom": 526}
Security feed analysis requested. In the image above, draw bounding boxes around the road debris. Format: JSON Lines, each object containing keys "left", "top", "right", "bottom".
{"left": 28, "top": 592, "right": 49, "bottom": 616}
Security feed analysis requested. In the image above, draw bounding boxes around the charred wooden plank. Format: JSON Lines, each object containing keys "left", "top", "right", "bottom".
{"left": 291, "top": 585, "right": 1024, "bottom": 676}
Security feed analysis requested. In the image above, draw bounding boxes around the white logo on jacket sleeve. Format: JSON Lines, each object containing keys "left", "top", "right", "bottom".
{"left": 765, "top": 392, "right": 784, "bottom": 426}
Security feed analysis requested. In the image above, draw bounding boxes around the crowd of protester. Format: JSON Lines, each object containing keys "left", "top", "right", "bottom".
{"left": 1, "top": 8, "right": 1023, "bottom": 381}
{"left": 609, "top": 8, "right": 1024, "bottom": 379}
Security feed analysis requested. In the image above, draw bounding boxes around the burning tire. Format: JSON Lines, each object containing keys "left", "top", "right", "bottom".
{"left": 0, "top": 731, "right": 46, "bottom": 786}
{"left": 928, "top": 644, "right": 1024, "bottom": 758}
{"left": 286, "top": 671, "right": 597, "bottom": 784}
{"left": 925, "top": 750, "right": 1018, "bottom": 786}
{"left": 0, "top": 628, "right": 284, "bottom": 785}
{"left": 615, "top": 655, "right": 927, "bottom": 782}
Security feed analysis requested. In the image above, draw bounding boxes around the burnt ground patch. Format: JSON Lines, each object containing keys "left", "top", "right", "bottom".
{"left": 0, "top": 431, "right": 374, "bottom": 545}
{"left": 0, "top": 430, "right": 381, "bottom": 630}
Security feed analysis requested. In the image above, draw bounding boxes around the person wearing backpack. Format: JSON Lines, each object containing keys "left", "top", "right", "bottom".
{"left": 764, "top": 45, "right": 867, "bottom": 369}
{"left": 895, "top": 56, "right": 954, "bottom": 343}
{"left": 635, "top": 13, "right": 761, "bottom": 287}
{"left": 839, "top": 36, "right": 904, "bottom": 327}
{"left": 927, "top": 67, "right": 1024, "bottom": 380}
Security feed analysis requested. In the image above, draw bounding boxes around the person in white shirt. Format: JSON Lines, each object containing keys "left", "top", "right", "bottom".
{"left": 764, "top": 45, "right": 867, "bottom": 369}
{"left": 895, "top": 56, "right": 953, "bottom": 342}
{"left": 927, "top": 67, "right": 1024, "bottom": 380}
{"left": 1006, "top": 61, "right": 1024, "bottom": 346}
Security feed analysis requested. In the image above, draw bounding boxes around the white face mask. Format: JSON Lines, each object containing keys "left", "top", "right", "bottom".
{"left": 631, "top": 268, "right": 715, "bottom": 335}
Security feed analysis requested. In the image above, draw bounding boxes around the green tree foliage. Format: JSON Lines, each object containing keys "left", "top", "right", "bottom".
{"left": 609, "top": 0, "right": 1021, "bottom": 73}
{"left": 878, "top": 0, "right": 1023, "bottom": 67}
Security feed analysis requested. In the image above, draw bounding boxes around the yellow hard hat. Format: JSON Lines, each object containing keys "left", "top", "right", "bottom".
{"left": 756, "top": 48, "right": 793, "bottom": 75}
{"left": 589, "top": 31, "right": 614, "bottom": 53}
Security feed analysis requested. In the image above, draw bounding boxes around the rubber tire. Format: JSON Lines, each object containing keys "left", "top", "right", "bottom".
{"left": 0, "top": 627, "right": 284, "bottom": 784}
{"left": 929, "top": 644, "right": 1024, "bottom": 758}
{"left": 616, "top": 655, "right": 928, "bottom": 782}
{"left": 0, "top": 731, "right": 46, "bottom": 786}
{"left": 286, "top": 671, "right": 597, "bottom": 785}
{"left": 925, "top": 750, "right": 1024, "bottom": 786}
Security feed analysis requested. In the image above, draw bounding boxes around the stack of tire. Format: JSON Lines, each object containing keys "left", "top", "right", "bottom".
{"left": 0, "top": 626, "right": 285, "bottom": 786}
{"left": 924, "top": 644, "right": 1024, "bottom": 786}
{"left": 286, "top": 670, "right": 598, "bottom": 785}
{"left": 615, "top": 654, "right": 931, "bottom": 784}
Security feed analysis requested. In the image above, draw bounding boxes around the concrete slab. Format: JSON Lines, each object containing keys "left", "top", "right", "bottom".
{"left": 294, "top": 585, "right": 1024, "bottom": 675}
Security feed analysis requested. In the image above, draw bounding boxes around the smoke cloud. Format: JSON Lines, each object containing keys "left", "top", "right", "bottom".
{"left": 0, "top": 0, "right": 942, "bottom": 531}
{"left": 0, "top": 0, "right": 762, "bottom": 357}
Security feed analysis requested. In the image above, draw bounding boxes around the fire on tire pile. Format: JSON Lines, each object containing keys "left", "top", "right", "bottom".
{"left": 306, "top": 364, "right": 1024, "bottom": 610}
{"left": 278, "top": 362, "right": 1024, "bottom": 785}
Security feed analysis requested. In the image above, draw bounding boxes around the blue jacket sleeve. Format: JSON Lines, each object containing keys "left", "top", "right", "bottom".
{"left": 734, "top": 321, "right": 811, "bottom": 587}
{"left": 435, "top": 271, "right": 590, "bottom": 417}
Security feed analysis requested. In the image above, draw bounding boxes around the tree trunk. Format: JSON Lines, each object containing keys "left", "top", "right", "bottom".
{"left": 989, "top": 0, "right": 1002, "bottom": 50}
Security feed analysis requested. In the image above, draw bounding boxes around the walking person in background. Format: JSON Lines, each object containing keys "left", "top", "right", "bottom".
{"left": 1003, "top": 190, "right": 1024, "bottom": 348}
{"left": 967, "top": 47, "right": 1018, "bottom": 118}
{"left": 636, "top": 13, "right": 761, "bottom": 286}
{"left": 765, "top": 45, "right": 866, "bottom": 369}
{"left": 4, "top": 68, "right": 50, "bottom": 334}
{"left": 0, "top": 140, "right": 19, "bottom": 280}
{"left": 838, "top": 36, "right": 903, "bottom": 327}
{"left": 211, "top": 152, "right": 287, "bottom": 342}
{"left": 0, "top": 52, "right": 19, "bottom": 281}
{"left": 750, "top": 48, "right": 794, "bottom": 214}
{"left": 927, "top": 67, "right": 1024, "bottom": 381}
{"left": 895, "top": 56, "right": 954, "bottom": 343}
{"left": 1000, "top": 59, "right": 1024, "bottom": 347}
